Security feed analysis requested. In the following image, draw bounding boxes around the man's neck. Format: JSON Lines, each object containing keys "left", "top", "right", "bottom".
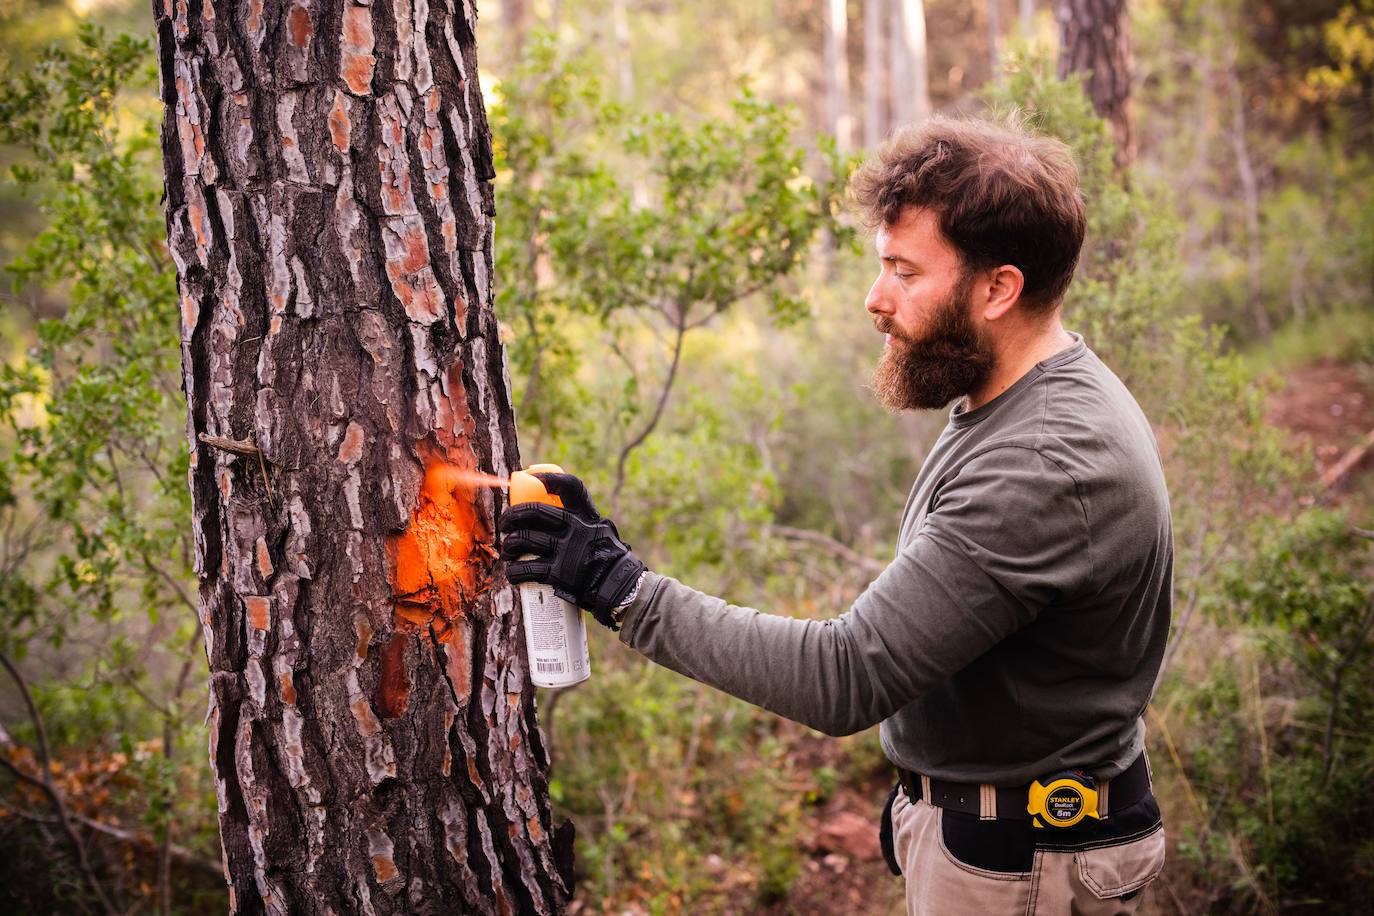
{"left": 964, "top": 321, "right": 1076, "bottom": 412}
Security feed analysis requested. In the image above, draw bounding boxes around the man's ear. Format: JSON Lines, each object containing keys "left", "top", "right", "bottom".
{"left": 981, "top": 265, "right": 1025, "bottom": 321}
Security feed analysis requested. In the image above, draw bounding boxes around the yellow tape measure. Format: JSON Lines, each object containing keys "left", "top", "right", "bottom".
{"left": 1027, "top": 772, "right": 1101, "bottom": 829}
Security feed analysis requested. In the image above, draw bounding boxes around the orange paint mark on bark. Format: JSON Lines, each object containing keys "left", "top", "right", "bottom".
{"left": 279, "top": 672, "right": 297, "bottom": 705}
{"left": 371, "top": 854, "right": 398, "bottom": 884}
{"left": 337, "top": 421, "right": 365, "bottom": 464}
{"left": 288, "top": 5, "right": 312, "bottom": 48}
{"left": 387, "top": 456, "right": 486, "bottom": 606}
{"left": 377, "top": 633, "right": 411, "bottom": 718}
{"left": 328, "top": 93, "right": 351, "bottom": 152}
{"left": 245, "top": 596, "right": 270, "bottom": 631}
{"left": 393, "top": 603, "right": 431, "bottom": 628}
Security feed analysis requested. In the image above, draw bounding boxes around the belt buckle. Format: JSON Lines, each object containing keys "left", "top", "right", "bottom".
{"left": 1027, "top": 771, "right": 1101, "bottom": 828}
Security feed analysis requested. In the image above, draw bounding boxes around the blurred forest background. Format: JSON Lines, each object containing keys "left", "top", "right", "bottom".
{"left": 1, "top": 0, "right": 1372, "bottom": 913}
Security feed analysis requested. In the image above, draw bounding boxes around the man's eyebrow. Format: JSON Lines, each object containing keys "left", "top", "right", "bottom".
{"left": 881, "top": 254, "right": 918, "bottom": 267}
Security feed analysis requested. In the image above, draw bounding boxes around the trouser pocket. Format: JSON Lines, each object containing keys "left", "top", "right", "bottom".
{"left": 1074, "top": 824, "right": 1167, "bottom": 900}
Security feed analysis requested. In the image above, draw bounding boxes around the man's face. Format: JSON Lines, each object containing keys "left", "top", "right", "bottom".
{"left": 864, "top": 208, "right": 996, "bottom": 411}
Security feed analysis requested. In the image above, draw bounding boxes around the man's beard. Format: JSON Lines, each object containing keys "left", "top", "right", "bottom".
{"left": 870, "top": 274, "right": 997, "bottom": 411}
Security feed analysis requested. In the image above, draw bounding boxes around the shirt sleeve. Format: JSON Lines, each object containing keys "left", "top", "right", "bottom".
{"left": 617, "top": 446, "right": 1093, "bottom": 736}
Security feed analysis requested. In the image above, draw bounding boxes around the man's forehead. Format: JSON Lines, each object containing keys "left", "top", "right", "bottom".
{"left": 875, "top": 209, "right": 954, "bottom": 262}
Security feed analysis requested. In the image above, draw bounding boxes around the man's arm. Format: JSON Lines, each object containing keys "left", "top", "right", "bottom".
{"left": 618, "top": 447, "right": 1092, "bottom": 735}
{"left": 503, "top": 448, "right": 1092, "bottom": 735}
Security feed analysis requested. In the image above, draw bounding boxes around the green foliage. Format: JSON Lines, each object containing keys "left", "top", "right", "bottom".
{"left": 0, "top": 24, "right": 185, "bottom": 654}
{"left": 0, "top": 24, "right": 216, "bottom": 912}
{"left": 551, "top": 654, "right": 812, "bottom": 911}
{"left": 490, "top": 35, "right": 852, "bottom": 500}
{"left": 1227, "top": 511, "right": 1374, "bottom": 772}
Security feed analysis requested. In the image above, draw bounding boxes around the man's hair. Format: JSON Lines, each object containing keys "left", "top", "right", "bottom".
{"left": 850, "top": 115, "right": 1086, "bottom": 313}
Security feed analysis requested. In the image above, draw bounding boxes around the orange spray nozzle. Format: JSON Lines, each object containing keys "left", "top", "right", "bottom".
{"left": 509, "top": 463, "right": 565, "bottom": 508}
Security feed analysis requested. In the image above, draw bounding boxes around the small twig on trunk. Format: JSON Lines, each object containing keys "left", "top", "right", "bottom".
{"left": 197, "top": 433, "right": 274, "bottom": 505}
{"left": 0, "top": 649, "right": 120, "bottom": 915}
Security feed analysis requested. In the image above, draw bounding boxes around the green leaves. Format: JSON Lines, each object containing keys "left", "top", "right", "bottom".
{"left": 492, "top": 40, "right": 849, "bottom": 480}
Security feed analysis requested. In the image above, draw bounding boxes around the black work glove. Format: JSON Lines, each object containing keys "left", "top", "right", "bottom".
{"left": 499, "top": 473, "right": 647, "bottom": 629}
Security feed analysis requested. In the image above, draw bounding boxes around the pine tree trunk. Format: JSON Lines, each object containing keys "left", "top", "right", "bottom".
{"left": 1056, "top": 0, "right": 1135, "bottom": 170}
{"left": 151, "top": 1, "right": 571, "bottom": 912}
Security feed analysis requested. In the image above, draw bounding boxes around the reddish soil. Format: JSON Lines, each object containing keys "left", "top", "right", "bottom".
{"left": 1266, "top": 360, "right": 1374, "bottom": 491}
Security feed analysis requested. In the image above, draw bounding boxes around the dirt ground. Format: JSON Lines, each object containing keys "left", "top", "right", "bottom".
{"left": 1266, "top": 359, "right": 1374, "bottom": 493}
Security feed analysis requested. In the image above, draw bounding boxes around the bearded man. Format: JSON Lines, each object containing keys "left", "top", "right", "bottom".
{"left": 499, "top": 116, "right": 1173, "bottom": 914}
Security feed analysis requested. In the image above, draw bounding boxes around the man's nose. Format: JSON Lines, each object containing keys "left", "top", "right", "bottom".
{"left": 865, "top": 276, "right": 888, "bottom": 315}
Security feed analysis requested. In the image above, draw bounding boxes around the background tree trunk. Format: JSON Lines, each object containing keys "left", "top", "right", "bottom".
{"left": 890, "top": 0, "right": 932, "bottom": 127}
{"left": 151, "top": 1, "right": 571, "bottom": 912}
{"left": 988, "top": 0, "right": 1004, "bottom": 85}
{"left": 864, "top": 0, "right": 887, "bottom": 147}
{"left": 1056, "top": 0, "right": 1136, "bottom": 169}
{"left": 824, "top": 0, "right": 854, "bottom": 150}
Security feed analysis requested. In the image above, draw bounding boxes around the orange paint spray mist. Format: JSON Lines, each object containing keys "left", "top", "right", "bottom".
{"left": 455, "top": 464, "right": 592, "bottom": 689}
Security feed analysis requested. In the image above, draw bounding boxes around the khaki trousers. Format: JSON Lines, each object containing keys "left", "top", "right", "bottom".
{"left": 891, "top": 791, "right": 1166, "bottom": 915}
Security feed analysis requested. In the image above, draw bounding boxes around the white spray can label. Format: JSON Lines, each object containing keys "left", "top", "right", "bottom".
{"left": 509, "top": 464, "right": 592, "bottom": 689}
{"left": 518, "top": 580, "right": 591, "bottom": 688}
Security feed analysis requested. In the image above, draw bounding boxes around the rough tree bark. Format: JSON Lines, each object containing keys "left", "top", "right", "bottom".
{"left": 151, "top": 1, "right": 571, "bottom": 912}
{"left": 1056, "top": 0, "right": 1135, "bottom": 170}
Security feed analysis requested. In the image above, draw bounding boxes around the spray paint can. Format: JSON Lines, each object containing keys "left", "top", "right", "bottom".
{"left": 509, "top": 464, "right": 591, "bottom": 688}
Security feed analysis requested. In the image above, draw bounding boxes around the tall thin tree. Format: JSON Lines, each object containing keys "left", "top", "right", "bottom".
{"left": 864, "top": 0, "right": 887, "bottom": 147}
{"left": 151, "top": 1, "right": 571, "bottom": 911}
{"left": 824, "top": 0, "right": 855, "bottom": 150}
{"left": 890, "top": 0, "right": 932, "bottom": 127}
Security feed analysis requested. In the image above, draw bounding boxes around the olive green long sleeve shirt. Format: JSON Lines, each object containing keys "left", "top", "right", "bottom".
{"left": 617, "top": 335, "right": 1172, "bottom": 785}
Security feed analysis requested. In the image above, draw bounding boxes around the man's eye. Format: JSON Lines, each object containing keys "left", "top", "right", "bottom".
{"left": 896, "top": 272, "right": 915, "bottom": 281}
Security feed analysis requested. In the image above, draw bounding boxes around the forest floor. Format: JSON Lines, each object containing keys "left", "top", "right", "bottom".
{"left": 1266, "top": 359, "right": 1374, "bottom": 501}
{"left": 756, "top": 357, "right": 1374, "bottom": 916}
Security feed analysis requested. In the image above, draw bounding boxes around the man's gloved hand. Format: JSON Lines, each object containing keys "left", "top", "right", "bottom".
{"left": 499, "top": 473, "right": 647, "bottom": 629}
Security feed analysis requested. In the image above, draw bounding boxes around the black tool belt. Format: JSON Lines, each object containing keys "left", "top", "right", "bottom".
{"left": 896, "top": 752, "right": 1151, "bottom": 822}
